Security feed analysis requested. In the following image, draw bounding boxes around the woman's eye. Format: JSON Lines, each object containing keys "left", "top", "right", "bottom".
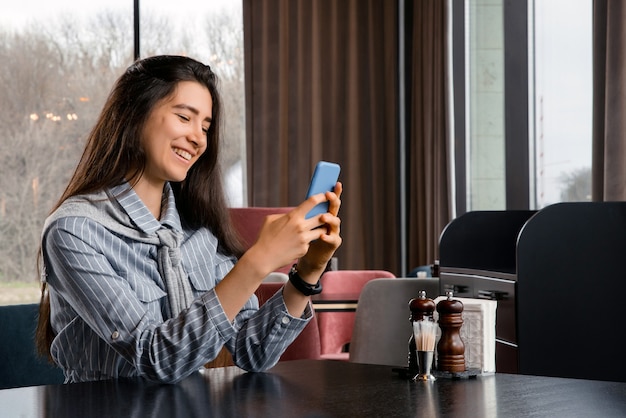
{"left": 202, "top": 126, "right": 209, "bottom": 134}
{"left": 177, "top": 114, "right": 190, "bottom": 122}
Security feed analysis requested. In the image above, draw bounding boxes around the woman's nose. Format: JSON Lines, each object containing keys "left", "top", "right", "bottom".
{"left": 188, "top": 125, "right": 206, "bottom": 147}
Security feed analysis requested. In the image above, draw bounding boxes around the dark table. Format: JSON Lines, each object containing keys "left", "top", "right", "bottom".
{"left": 2, "top": 360, "right": 625, "bottom": 417}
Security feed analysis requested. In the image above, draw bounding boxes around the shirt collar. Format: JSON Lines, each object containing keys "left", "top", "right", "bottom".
{"left": 109, "top": 181, "right": 183, "bottom": 235}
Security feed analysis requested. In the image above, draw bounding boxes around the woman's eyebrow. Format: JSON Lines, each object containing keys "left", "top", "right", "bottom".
{"left": 173, "top": 103, "right": 212, "bottom": 122}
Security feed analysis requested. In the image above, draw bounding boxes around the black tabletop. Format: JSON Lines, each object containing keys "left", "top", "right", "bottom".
{"left": 2, "top": 360, "right": 626, "bottom": 417}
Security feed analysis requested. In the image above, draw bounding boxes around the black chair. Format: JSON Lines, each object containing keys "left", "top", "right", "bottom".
{"left": 0, "top": 303, "right": 64, "bottom": 389}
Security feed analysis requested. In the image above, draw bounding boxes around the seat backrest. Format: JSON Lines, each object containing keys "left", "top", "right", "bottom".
{"left": 0, "top": 303, "right": 65, "bottom": 389}
{"left": 261, "top": 272, "right": 289, "bottom": 283}
{"left": 229, "top": 207, "right": 294, "bottom": 250}
{"left": 349, "top": 278, "right": 440, "bottom": 367}
{"left": 229, "top": 207, "right": 294, "bottom": 274}
{"left": 319, "top": 270, "right": 396, "bottom": 294}
{"left": 255, "top": 283, "right": 321, "bottom": 361}
{"left": 317, "top": 270, "right": 395, "bottom": 357}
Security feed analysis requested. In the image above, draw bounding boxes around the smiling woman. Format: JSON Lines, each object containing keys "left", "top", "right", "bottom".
{"left": 34, "top": 54, "right": 343, "bottom": 384}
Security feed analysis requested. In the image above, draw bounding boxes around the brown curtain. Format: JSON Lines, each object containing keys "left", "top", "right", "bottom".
{"left": 243, "top": 0, "right": 450, "bottom": 274}
{"left": 406, "top": 0, "right": 451, "bottom": 269}
{"left": 592, "top": 0, "right": 626, "bottom": 201}
{"left": 243, "top": 0, "right": 400, "bottom": 273}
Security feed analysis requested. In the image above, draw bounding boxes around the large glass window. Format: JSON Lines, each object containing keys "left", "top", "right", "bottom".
{"left": 460, "top": 0, "right": 592, "bottom": 212}
{"left": 467, "top": 0, "right": 506, "bottom": 210}
{"left": 0, "top": 1, "right": 245, "bottom": 305}
{"left": 0, "top": 1, "right": 132, "bottom": 305}
{"left": 533, "top": 0, "right": 592, "bottom": 207}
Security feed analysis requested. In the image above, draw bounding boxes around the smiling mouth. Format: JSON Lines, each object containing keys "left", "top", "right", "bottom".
{"left": 173, "top": 148, "right": 192, "bottom": 161}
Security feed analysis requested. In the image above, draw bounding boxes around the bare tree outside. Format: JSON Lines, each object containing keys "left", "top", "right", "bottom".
{"left": 559, "top": 167, "right": 592, "bottom": 202}
{"left": 0, "top": 5, "right": 245, "bottom": 304}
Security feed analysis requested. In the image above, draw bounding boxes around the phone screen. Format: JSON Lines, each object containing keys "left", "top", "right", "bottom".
{"left": 305, "top": 161, "right": 341, "bottom": 219}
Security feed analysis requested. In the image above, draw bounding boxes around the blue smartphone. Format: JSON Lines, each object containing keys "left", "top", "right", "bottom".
{"left": 305, "top": 161, "right": 341, "bottom": 219}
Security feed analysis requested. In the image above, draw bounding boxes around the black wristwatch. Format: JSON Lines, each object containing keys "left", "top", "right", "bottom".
{"left": 289, "top": 264, "right": 323, "bottom": 296}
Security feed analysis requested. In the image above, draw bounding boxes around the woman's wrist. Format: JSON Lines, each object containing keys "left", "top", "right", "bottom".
{"left": 236, "top": 247, "right": 274, "bottom": 281}
{"left": 293, "top": 258, "right": 325, "bottom": 285}
{"left": 288, "top": 264, "right": 323, "bottom": 296}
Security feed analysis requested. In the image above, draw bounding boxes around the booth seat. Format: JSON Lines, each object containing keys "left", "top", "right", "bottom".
{"left": 317, "top": 270, "right": 396, "bottom": 360}
{"left": 0, "top": 303, "right": 64, "bottom": 389}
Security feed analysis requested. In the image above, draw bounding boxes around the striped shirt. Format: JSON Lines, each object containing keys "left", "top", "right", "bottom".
{"left": 43, "top": 182, "right": 310, "bottom": 383}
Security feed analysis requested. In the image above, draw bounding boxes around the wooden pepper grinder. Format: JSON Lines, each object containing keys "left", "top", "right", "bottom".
{"left": 408, "top": 291, "right": 435, "bottom": 377}
{"left": 436, "top": 290, "right": 465, "bottom": 372}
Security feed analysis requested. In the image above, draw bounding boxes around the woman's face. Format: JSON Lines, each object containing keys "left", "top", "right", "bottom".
{"left": 140, "top": 81, "right": 212, "bottom": 185}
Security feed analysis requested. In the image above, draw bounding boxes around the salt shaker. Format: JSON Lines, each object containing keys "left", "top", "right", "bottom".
{"left": 436, "top": 290, "right": 465, "bottom": 372}
{"left": 408, "top": 290, "right": 435, "bottom": 377}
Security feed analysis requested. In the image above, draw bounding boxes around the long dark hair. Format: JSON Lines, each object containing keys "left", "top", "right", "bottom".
{"left": 36, "top": 55, "right": 244, "bottom": 359}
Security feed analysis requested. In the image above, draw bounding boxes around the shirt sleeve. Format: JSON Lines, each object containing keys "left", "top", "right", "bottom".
{"left": 202, "top": 286, "right": 312, "bottom": 371}
{"left": 44, "top": 217, "right": 310, "bottom": 383}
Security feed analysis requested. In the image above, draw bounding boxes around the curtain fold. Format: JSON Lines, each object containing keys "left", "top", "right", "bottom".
{"left": 243, "top": 0, "right": 450, "bottom": 273}
{"left": 406, "top": 0, "right": 451, "bottom": 268}
{"left": 592, "top": 0, "right": 626, "bottom": 201}
{"left": 243, "top": 0, "right": 400, "bottom": 272}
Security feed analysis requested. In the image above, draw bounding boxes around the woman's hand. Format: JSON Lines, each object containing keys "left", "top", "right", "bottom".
{"left": 248, "top": 182, "right": 342, "bottom": 276}
{"left": 279, "top": 183, "right": 342, "bottom": 317}
{"left": 221, "top": 183, "right": 342, "bottom": 320}
{"left": 297, "top": 182, "right": 343, "bottom": 279}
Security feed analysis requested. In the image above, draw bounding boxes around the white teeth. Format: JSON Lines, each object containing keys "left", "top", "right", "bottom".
{"left": 174, "top": 148, "right": 192, "bottom": 161}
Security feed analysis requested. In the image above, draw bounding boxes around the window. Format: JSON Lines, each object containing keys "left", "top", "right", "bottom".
{"left": 466, "top": 0, "right": 506, "bottom": 210}
{"left": 0, "top": 1, "right": 245, "bottom": 305}
{"left": 454, "top": 0, "right": 592, "bottom": 212}
{"left": 533, "top": 0, "right": 592, "bottom": 207}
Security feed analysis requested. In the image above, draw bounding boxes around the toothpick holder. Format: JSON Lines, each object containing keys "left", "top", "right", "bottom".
{"left": 415, "top": 350, "right": 436, "bottom": 381}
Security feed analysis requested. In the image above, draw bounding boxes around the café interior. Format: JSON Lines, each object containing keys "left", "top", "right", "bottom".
{"left": 1, "top": 0, "right": 626, "bottom": 417}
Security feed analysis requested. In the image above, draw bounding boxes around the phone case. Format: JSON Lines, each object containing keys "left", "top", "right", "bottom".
{"left": 305, "top": 161, "right": 341, "bottom": 219}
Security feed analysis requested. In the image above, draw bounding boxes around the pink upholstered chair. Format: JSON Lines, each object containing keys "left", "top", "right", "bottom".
{"left": 232, "top": 208, "right": 321, "bottom": 361}
{"left": 229, "top": 207, "right": 295, "bottom": 274}
{"left": 255, "top": 282, "right": 322, "bottom": 361}
{"left": 317, "top": 270, "right": 396, "bottom": 360}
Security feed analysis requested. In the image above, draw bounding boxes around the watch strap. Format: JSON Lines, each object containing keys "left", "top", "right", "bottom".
{"left": 288, "top": 264, "right": 323, "bottom": 296}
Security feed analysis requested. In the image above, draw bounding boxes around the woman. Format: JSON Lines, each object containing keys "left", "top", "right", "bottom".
{"left": 35, "top": 55, "right": 342, "bottom": 384}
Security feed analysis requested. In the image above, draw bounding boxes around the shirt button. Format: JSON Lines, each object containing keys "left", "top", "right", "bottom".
{"left": 111, "top": 331, "right": 120, "bottom": 340}
{"left": 281, "top": 316, "right": 290, "bottom": 325}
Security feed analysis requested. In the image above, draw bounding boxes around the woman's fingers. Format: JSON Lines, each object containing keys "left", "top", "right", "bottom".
{"left": 251, "top": 183, "right": 342, "bottom": 271}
